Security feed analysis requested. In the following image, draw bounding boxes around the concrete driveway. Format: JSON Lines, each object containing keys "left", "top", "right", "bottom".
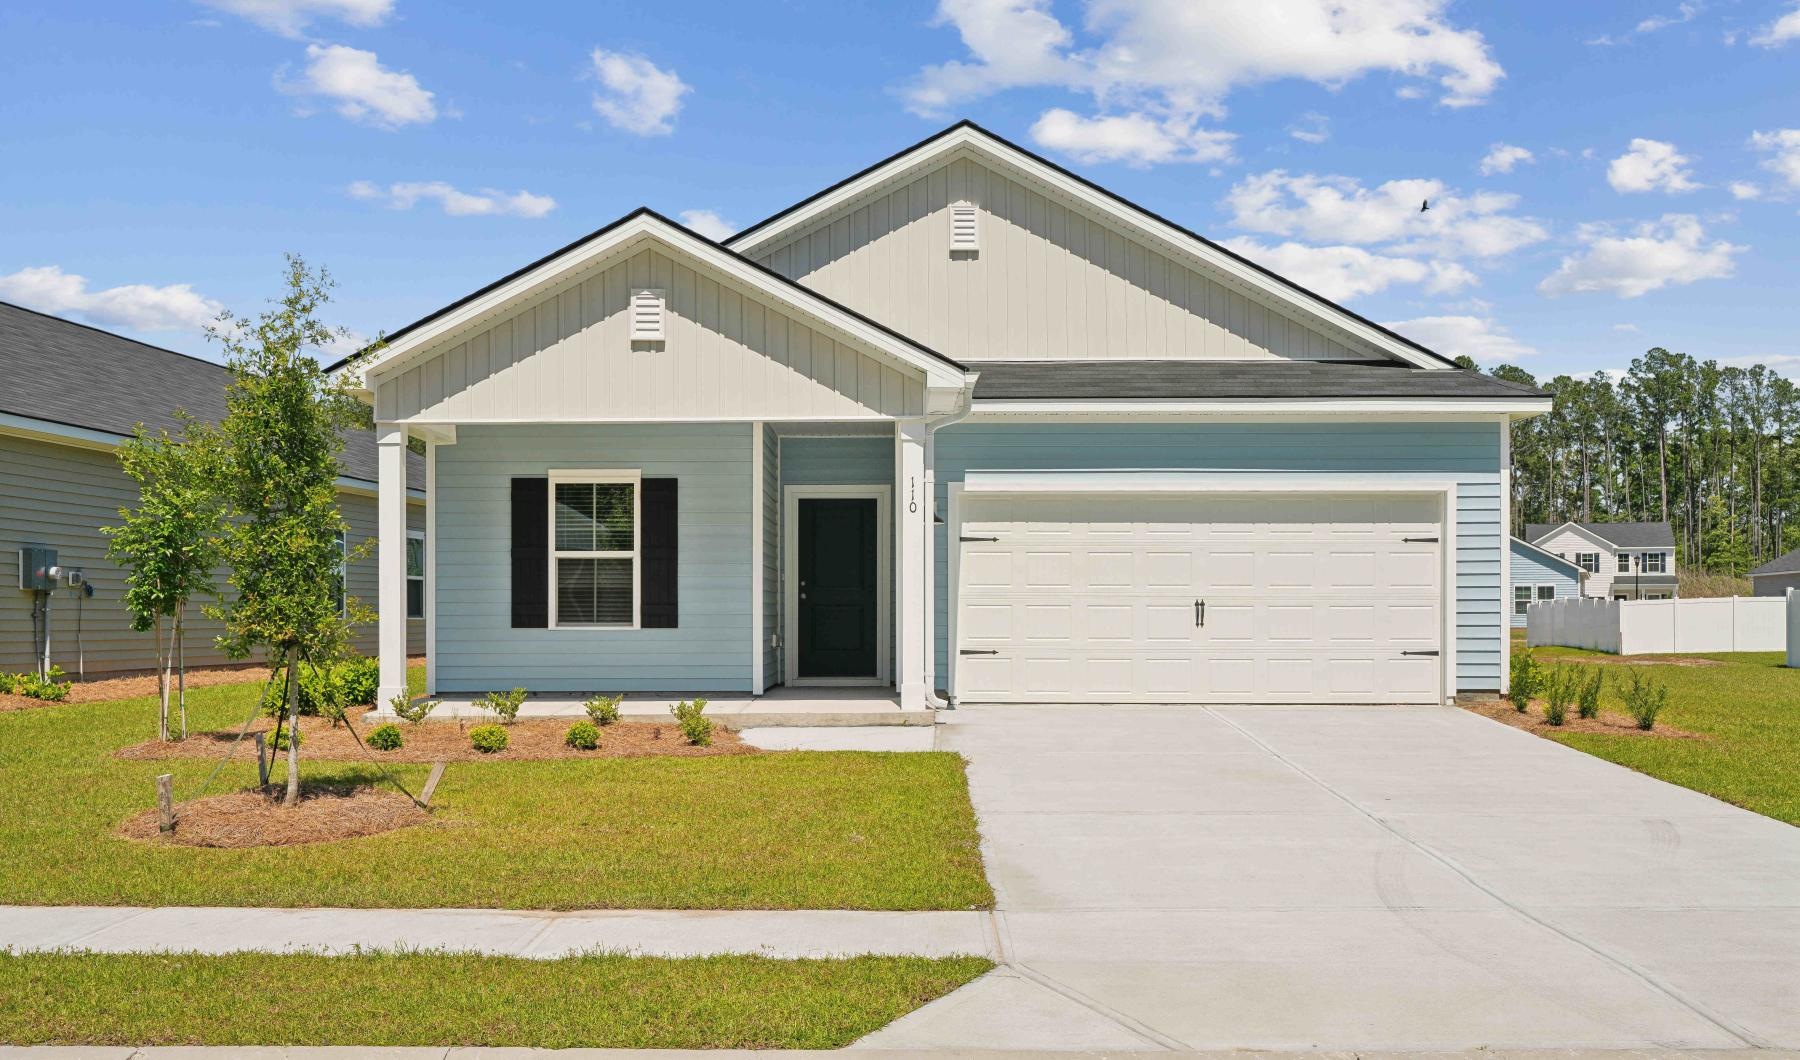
{"left": 859, "top": 705, "right": 1800, "bottom": 1052}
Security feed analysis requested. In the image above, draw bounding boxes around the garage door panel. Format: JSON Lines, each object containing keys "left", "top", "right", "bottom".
{"left": 957, "top": 492, "right": 1443, "bottom": 704}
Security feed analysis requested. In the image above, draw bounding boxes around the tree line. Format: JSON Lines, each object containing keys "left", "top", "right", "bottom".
{"left": 1464, "top": 349, "right": 1799, "bottom": 576}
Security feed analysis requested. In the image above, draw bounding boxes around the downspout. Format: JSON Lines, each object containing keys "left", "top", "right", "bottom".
{"left": 921, "top": 378, "right": 978, "bottom": 710}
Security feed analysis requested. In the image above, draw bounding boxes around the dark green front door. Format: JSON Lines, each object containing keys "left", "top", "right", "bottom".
{"left": 797, "top": 498, "right": 878, "bottom": 679}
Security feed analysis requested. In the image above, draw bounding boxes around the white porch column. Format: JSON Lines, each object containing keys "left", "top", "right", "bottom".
{"left": 375, "top": 422, "right": 410, "bottom": 707}
{"left": 895, "top": 419, "right": 929, "bottom": 708}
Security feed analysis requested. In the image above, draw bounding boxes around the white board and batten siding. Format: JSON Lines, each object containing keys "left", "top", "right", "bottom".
{"left": 750, "top": 154, "right": 1384, "bottom": 365}
{"left": 373, "top": 248, "right": 926, "bottom": 425}
{"left": 956, "top": 492, "right": 1443, "bottom": 703}
{"left": 1529, "top": 596, "right": 1785, "bottom": 655}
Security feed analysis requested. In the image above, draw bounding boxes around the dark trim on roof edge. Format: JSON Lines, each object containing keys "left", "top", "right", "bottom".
{"left": 726, "top": 120, "right": 1459, "bottom": 370}
{"left": 328, "top": 207, "right": 969, "bottom": 374}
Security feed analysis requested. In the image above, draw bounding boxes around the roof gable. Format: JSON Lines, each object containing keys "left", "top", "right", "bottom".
{"left": 728, "top": 122, "right": 1455, "bottom": 370}
{"left": 1511, "top": 535, "right": 1583, "bottom": 575}
{"left": 1526, "top": 520, "right": 1675, "bottom": 549}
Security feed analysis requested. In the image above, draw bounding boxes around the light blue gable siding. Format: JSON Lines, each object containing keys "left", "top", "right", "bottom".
{"left": 932, "top": 420, "right": 1506, "bottom": 692}
{"left": 1509, "top": 538, "right": 1581, "bottom": 627}
{"left": 435, "top": 423, "right": 753, "bottom": 693}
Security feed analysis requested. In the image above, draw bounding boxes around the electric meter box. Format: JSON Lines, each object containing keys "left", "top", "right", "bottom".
{"left": 18, "top": 547, "right": 57, "bottom": 591}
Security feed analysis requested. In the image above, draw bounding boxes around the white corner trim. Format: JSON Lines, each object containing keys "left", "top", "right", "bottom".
{"left": 751, "top": 422, "right": 765, "bottom": 694}
{"left": 425, "top": 439, "right": 437, "bottom": 696}
{"left": 782, "top": 484, "right": 892, "bottom": 686}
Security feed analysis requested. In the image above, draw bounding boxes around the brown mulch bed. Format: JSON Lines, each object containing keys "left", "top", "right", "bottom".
{"left": 1466, "top": 698, "right": 1707, "bottom": 740}
{"left": 117, "top": 782, "right": 430, "bottom": 848}
{"left": 1, "top": 655, "right": 428, "bottom": 714}
{"left": 115, "top": 708, "right": 757, "bottom": 763}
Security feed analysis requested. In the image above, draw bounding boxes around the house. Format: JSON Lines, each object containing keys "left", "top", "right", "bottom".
{"left": 0, "top": 300, "right": 426, "bottom": 677}
{"left": 1524, "top": 521, "right": 1678, "bottom": 600}
{"left": 1509, "top": 536, "right": 1583, "bottom": 627}
{"left": 1748, "top": 548, "right": 1800, "bottom": 596}
{"left": 339, "top": 121, "right": 1551, "bottom": 710}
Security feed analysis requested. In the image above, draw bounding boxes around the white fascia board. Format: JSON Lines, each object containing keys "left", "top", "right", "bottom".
{"left": 727, "top": 127, "right": 1449, "bottom": 371}
{"left": 962, "top": 471, "right": 1460, "bottom": 495}
{"left": 361, "top": 213, "right": 971, "bottom": 393}
{"left": 968, "top": 398, "right": 1550, "bottom": 418}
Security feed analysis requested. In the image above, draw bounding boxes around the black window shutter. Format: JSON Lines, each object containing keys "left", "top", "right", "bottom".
{"left": 641, "top": 478, "right": 679, "bottom": 628}
{"left": 510, "top": 477, "right": 548, "bottom": 628}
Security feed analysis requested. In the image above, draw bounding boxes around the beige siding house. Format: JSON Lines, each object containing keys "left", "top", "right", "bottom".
{"left": 1524, "top": 521, "right": 1678, "bottom": 599}
{"left": 0, "top": 301, "right": 424, "bottom": 678}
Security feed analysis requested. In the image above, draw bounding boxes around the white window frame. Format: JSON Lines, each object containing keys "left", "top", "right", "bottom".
{"left": 1642, "top": 551, "right": 1667, "bottom": 574}
{"left": 1576, "top": 552, "right": 1600, "bottom": 574}
{"left": 1536, "top": 584, "right": 1556, "bottom": 603}
{"left": 1513, "top": 584, "right": 1534, "bottom": 616}
{"left": 1617, "top": 552, "right": 1630, "bottom": 573}
{"left": 405, "top": 528, "right": 426, "bottom": 621}
{"left": 548, "top": 469, "right": 642, "bottom": 630}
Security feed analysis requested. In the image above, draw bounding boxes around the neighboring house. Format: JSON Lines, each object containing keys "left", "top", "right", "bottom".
{"left": 0, "top": 300, "right": 426, "bottom": 677}
{"left": 1748, "top": 548, "right": 1800, "bottom": 596}
{"left": 1524, "top": 521, "right": 1678, "bottom": 600}
{"left": 339, "top": 121, "right": 1551, "bottom": 709}
{"left": 1509, "top": 536, "right": 1583, "bottom": 627}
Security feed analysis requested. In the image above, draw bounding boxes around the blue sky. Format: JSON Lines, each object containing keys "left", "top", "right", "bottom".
{"left": 2, "top": 0, "right": 1798, "bottom": 381}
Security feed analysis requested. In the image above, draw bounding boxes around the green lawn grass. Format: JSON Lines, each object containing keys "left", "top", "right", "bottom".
{"left": 1515, "top": 632, "right": 1800, "bottom": 825}
{"left": 0, "top": 949, "right": 991, "bottom": 1049}
{"left": 0, "top": 671, "right": 993, "bottom": 910}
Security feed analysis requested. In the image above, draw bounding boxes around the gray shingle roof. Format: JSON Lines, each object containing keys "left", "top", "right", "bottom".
{"left": 966, "top": 359, "right": 1550, "bottom": 401}
{"left": 1749, "top": 547, "right": 1800, "bottom": 578}
{"left": 1525, "top": 521, "right": 1676, "bottom": 548}
{"left": 0, "top": 300, "right": 421, "bottom": 489}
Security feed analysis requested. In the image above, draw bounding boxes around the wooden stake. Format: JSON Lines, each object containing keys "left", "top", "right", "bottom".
{"left": 419, "top": 762, "right": 447, "bottom": 807}
{"left": 254, "top": 732, "right": 269, "bottom": 787}
{"left": 155, "top": 774, "right": 175, "bottom": 833}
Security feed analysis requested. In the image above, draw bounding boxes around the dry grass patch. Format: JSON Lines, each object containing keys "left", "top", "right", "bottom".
{"left": 117, "top": 782, "right": 429, "bottom": 848}
{"left": 115, "top": 708, "right": 755, "bottom": 762}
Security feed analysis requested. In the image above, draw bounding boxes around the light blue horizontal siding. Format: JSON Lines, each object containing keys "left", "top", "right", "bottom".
{"left": 933, "top": 420, "right": 1506, "bottom": 692}
{"left": 778, "top": 436, "right": 894, "bottom": 487}
{"left": 1509, "top": 539, "right": 1582, "bottom": 627}
{"left": 435, "top": 423, "right": 753, "bottom": 693}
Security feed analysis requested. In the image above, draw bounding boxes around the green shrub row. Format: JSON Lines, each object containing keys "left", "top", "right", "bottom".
{"left": 1510, "top": 647, "right": 1663, "bottom": 730}
{"left": 0, "top": 666, "right": 72, "bottom": 702}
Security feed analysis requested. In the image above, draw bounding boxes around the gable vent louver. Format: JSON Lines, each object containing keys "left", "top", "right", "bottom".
{"left": 949, "top": 202, "right": 979, "bottom": 254}
{"left": 630, "top": 287, "right": 666, "bottom": 342}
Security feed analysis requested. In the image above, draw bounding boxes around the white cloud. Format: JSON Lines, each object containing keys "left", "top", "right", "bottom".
{"left": 0, "top": 265, "right": 223, "bottom": 333}
{"left": 1606, "top": 138, "right": 1700, "bottom": 193}
{"left": 1750, "top": 2, "right": 1800, "bottom": 46}
{"left": 197, "top": 0, "right": 392, "bottom": 37}
{"left": 677, "top": 209, "right": 737, "bottom": 241}
{"left": 347, "top": 180, "right": 556, "bottom": 218}
{"left": 1221, "top": 238, "right": 1475, "bottom": 302}
{"left": 1538, "top": 214, "right": 1742, "bottom": 298}
{"left": 1636, "top": 2, "right": 1702, "bottom": 34}
{"left": 288, "top": 44, "right": 436, "bottom": 129}
{"left": 1730, "top": 181, "right": 1763, "bottom": 200}
{"left": 1751, "top": 129, "right": 1800, "bottom": 191}
{"left": 1287, "top": 111, "right": 1330, "bottom": 144}
{"left": 1612, "top": 322, "right": 1642, "bottom": 333}
{"left": 1383, "top": 314, "right": 1538, "bottom": 363}
{"left": 1029, "top": 108, "right": 1234, "bottom": 165}
{"left": 588, "top": 50, "right": 689, "bottom": 136}
{"left": 906, "top": 0, "right": 1503, "bottom": 165}
{"left": 1478, "top": 143, "right": 1534, "bottom": 175}
{"left": 1223, "top": 169, "right": 1548, "bottom": 259}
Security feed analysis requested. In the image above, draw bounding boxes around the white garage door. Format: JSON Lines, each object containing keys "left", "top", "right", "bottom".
{"left": 955, "top": 492, "right": 1444, "bottom": 704}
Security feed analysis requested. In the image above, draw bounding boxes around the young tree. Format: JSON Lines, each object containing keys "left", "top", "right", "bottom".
{"left": 103, "top": 418, "right": 223, "bottom": 741}
{"left": 207, "top": 256, "right": 368, "bottom": 806}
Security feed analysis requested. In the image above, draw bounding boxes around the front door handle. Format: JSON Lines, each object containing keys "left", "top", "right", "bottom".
{"left": 1195, "top": 599, "right": 1205, "bottom": 628}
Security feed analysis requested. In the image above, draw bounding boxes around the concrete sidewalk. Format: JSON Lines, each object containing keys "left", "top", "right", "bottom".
{"left": 0, "top": 906, "right": 995, "bottom": 960}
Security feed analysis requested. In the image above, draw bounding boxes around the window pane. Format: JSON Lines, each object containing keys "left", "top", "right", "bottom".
{"left": 1617, "top": 553, "right": 1630, "bottom": 572}
{"left": 1537, "top": 585, "right": 1556, "bottom": 601}
{"left": 557, "top": 558, "right": 633, "bottom": 624}
{"left": 1513, "top": 586, "right": 1532, "bottom": 614}
{"left": 406, "top": 579, "right": 424, "bottom": 619}
{"left": 554, "top": 482, "right": 634, "bottom": 551}
{"left": 406, "top": 535, "right": 425, "bottom": 577}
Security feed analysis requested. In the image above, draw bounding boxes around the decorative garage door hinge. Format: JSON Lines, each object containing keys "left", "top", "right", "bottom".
{"left": 1402, "top": 536, "right": 1440, "bottom": 543}
{"left": 959, "top": 649, "right": 1000, "bottom": 656}
{"left": 960, "top": 535, "right": 999, "bottom": 542}
{"left": 1401, "top": 650, "right": 1441, "bottom": 656}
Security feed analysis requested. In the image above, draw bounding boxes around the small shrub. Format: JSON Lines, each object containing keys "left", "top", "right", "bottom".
{"left": 564, "top": 720, "right": 601, "bottom": 750}
{"left": 390, "top": 693, "right": 438, "bottom": 726}
{"left": 478, "top": 687, "right": 528, "bottom": 725}
{"left": 1577, "top": 667, "right": 1605, "bottom": 720}
{"left": 469, "top": 724, "right": 509, "bottom": 753}
{"left": 334, "top": 656, "right": 380, "bottom": 706}
{"left": 670, "top": 698, "right": 713, "bottom": 746}
{"left": 367, "top": 723, "right": 403, "bottom": 751}
{"left": 584, "top": 693, "right": 623, "bottom": 726}
{"left": 1620, "top": 669, "right": 1669, "bottom": 731}
{"left": 271, "top": 726, "right": 302, "bottom": 751}
{"left": 6, "top": 670, "right": 71, "bottom": 702}
{"left": 1541, "top": 666, "right": 1578, "bottom": 726}
{"left": 1508, "top": 649, "right": 1541, "bottom": 712}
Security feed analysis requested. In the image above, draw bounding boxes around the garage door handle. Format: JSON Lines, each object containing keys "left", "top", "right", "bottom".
{"left": 1401, "top": 650, "right": 1440, "bottom": 656}
{"left": 1195, "top": 599, "right": 1205, "bottom": 628}
{"left": 959, "top": 649, "right": 999, "bottom": 656}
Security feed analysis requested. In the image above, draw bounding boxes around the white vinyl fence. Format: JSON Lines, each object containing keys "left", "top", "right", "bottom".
{"left": 1528, "top": 595, "right": 1787, "bottom": 655}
